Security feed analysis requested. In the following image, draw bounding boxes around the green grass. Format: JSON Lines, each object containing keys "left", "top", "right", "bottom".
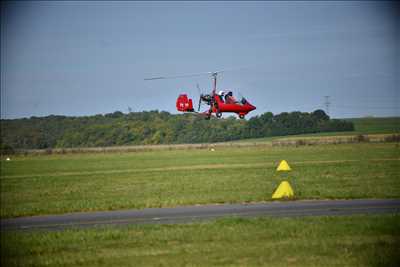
{"left": 1, "top": 143, "right": 399, "bottom": 218}
{"left": 2, "top": 215, "right": 400, "bottom": 267}
{"left": 348, "top": 117, "right": 400, "bottom": 134}
{"left": 230, "top": 117, "right": 399, "bottom": 144}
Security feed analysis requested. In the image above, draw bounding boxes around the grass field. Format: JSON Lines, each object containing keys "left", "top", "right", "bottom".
{"left": 229, "top": 116, "right": 400, "bottom": 144}
{"left": 348, "top": 117, "right": 400, "bottom": 134}
{"left": 2, "top": 215, "right": 399, "bottom": 266}
{"left": 1, "top": 121, "right": 399, "bottom": 267}
{"left": 1, "top": 143, "right": 399, "bottom": 218}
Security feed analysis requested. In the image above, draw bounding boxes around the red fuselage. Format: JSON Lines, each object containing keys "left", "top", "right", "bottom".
{"left": 175, "top": 93, "right": 256, "bottom": 119}
{"left": 212, "top": 95, "right": 256, "bottom": 118}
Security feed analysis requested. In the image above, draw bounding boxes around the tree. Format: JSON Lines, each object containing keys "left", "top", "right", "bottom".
{"left": 0, "top": 109, "right": 354, "bottom": 149}
{"left": 312, "top": 109, "right": 330, "bottom": 121}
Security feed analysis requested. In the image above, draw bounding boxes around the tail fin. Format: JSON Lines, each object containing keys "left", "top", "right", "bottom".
{"left": 176, "top": 94, "right": 194, "bottom": 112}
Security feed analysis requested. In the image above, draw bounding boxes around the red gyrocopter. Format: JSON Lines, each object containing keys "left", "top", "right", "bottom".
{"left": 145, "top": 70, "right": 256, "bottom": 119}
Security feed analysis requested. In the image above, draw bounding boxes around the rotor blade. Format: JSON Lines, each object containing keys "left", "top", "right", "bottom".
{"left": 144, "top": 77, "right": 167, "bottom": 80}
{"left": 209, "top": 66, "right": 252, "bottom": 75}
{"left": 144, "top": 66, "right": 253, "bottom": 81}
{"left": 144, "top": 71, "right": 213, "bottom": 81}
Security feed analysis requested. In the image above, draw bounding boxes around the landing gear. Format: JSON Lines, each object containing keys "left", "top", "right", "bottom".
{"left": 239, "top": 114, "right": 245, "bottom": 119}
{"left": 216, "top": 111, "right": 222, "bottom": 118}
{"left": 205, "top": 108, "right": 212, "bottom": 120}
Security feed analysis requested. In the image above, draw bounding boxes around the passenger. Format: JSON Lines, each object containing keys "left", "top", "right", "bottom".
{"left": 225, "top": 91, "right": 237, "bottom": 104}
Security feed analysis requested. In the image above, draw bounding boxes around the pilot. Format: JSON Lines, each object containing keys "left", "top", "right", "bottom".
{"left": 217, "top": 91, "right": 225, "bottom": 102}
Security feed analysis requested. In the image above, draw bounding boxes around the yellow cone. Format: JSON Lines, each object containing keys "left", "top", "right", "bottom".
{"left": 276, "top": 160, "right": 291, "bottom": 171}
{"left": 272, "top": 181, "right": 294, "bottom": 199}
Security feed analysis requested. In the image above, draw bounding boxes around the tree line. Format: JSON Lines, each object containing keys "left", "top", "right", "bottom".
{"left": 0, "top": 110, "right": 354, "bottom": 151}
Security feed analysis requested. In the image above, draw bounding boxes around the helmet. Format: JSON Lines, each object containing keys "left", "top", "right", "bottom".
{"left": 218, "top": 91, "right": 225, "bottom": 96}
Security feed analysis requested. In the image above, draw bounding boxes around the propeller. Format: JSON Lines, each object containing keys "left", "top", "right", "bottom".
{"left": 197, "top": 83, "right": 203, "bottom": 112}
{"left": 196, "top": 83, "right": 201, "bottom": 94}
{"left": 198, "top": 96, "right": 202, "bottom": 112}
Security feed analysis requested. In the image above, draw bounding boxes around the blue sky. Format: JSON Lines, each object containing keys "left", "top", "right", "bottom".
{"left": 1, "top": 1, "right": 399, "bottom": 119}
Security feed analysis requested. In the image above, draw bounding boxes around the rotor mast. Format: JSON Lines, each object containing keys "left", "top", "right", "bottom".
{"left": 212, "top": 72, "right": 218, "bottom": 96}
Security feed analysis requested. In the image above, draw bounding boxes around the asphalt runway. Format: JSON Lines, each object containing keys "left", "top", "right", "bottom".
{"left": 2, "top": 199, "right": 399, "bottom": 231}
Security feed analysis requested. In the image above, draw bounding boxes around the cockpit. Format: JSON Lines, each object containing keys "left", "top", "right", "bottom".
{"left": 217, "top": 90, "right": 247, "bottom": 105}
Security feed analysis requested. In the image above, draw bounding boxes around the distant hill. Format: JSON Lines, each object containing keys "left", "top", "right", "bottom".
{"left": 345, "top": 117, "right": 400, "bottom": 134}
{"left": 1, "top": 110, "right": 353, "bottom": 151}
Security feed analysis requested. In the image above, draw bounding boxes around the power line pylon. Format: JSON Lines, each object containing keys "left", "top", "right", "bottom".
{"left": 324, "top": 96, "right": 331, "bottom": 115}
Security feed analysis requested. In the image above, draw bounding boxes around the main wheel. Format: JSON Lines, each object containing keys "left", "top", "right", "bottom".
{"left": 216, "top": 111, "right": 222, "bottom": 118}
{"left": 239, "top": 114, "right": 245, "bottom": 119}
